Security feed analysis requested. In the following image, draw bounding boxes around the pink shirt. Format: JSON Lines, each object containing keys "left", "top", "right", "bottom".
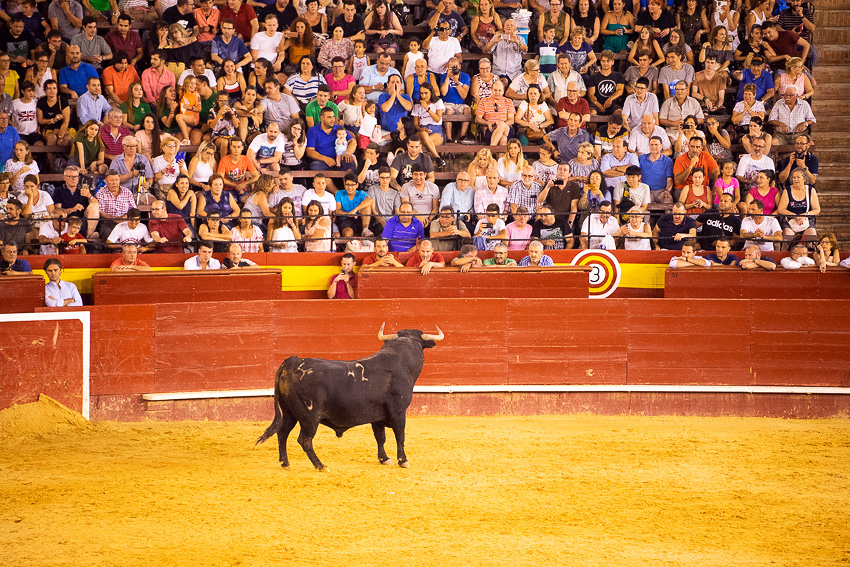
{"left": 141, "top": 67, "right": 176, "bottom": 104}
{"left": 325, "top": 72, "right": 356, "bottom": 104}
{"left": 194, "top": 7, "right": 220, "bottom": 42}
{"left": 505, "top": 221, "right": 533, "bottom": 250}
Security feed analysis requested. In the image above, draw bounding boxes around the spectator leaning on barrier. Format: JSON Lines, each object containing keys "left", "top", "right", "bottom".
{"left": 405, "top": 238, "right": 446, "bottom": 275}
{"left": 451, "top": 244, "right": 484, "bottom": 273}
{"left": 361, "top": 237, "right": 404, "bottom": 268}
{"left": 44, "top": 258, "right": 84, "bottom": 306}
{"left": 110, "top": 241, "right": 152, "bottom": 271}
{"left": 668, "top": 238, "right": 711, "bottom": 269}
{"left": 0, "top": 241, "right": 32, "bottom": 274}
{"left": 739, "top": 244, "right": 777, "bottom": 271}
{"left": 704, "top": 236, "right": 739, "bottom": 266}
{"left": 484, "top": 242, "right": 518, "bottom": 265}
{"left": 740, "top": 199, "right": 783, "bottom": 252}
{"left": 780, "top": 243, "right": 816, "bottom": 270}
{"left": 222, "top": 242, "right": 259, "bottom": 268}
{"left": 518, "top": 240, "right": 554, "bottom": 267}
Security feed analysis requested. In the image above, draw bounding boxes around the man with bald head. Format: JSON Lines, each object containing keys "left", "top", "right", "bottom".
{"left": 629, "top": 114, "right": 672, "bottom": 156}
{"left": 405, "top": 239, "right": 446, "bottom": 275}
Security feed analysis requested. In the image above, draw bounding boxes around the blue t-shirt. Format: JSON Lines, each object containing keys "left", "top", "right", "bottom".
{"left": 0, "top": 125, "right": 21, "bottom": 164}
{"left": 705, "top": 253, "right": 739, "bottom": 266}
{"left": 212, "top": 36, "right": 249, "bottom": 64}
{"left": 335, "top": 189, "right": 368, "bottom": 213}
{"left": 638, "top": 153, "right": 674, "bottom": 192}
{"left": 736, "top": 69, "right": 774, "bottom": 102}
{"left": 438, "top": 71, "right": 470, "bottom": 105}
{"left": 306, "top": 124, "right": 352, "bottom": 159}
{"left": 59, "top": 62, "right": 99, "bottom": 96}
{"left": 378, "top": 92, "right": 413, "bottom": 132}
{"left": 382, "top": 215, "right": 424, "bottom": 252}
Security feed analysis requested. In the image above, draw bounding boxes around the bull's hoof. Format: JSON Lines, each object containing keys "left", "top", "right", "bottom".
{"left": 398, "top": 460, "right": 410, "bottom": 468}
{"left": 379, "top": 458, "right": 392, "bottom": 465}
{"left": 318, "top": 466, "right": 331, "bottom": 473}
{"left": 280, "top": 463, "right": 290, "bottom": 470}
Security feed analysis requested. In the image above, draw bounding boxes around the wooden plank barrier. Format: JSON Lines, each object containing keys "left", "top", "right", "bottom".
{"left": 357, "top": 266, "right": 591, "bottom": 299}
{"left": 91, "top": 268, "right": 283, "bottom": 305}
{"left": 664, "top": 267, "right": 850, "bottom": 299}
{"left": 0, "top": 274, "right": 46, "bottom": 313}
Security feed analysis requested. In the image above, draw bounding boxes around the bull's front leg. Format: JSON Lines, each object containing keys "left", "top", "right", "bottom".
{"left": 389, "top": 413, "right": 409, "bottom": 468}
{"left": 371, "top": 422, "right": 392, "bottom": 465}
{"left": 296, "top": 419, "right": 329, "bottom": 472}
{"left": 277, "top": 407, "right": 299, "bottom": 469}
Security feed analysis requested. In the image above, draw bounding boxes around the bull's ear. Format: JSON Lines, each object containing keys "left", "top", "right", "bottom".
{"left": 378, "top": 322, "right": 398, "bottom": 341}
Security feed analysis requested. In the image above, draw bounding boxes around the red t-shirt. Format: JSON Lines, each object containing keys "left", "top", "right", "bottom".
{"left": 328, "top": 272, "right": 357, "bottom": 299}
{"left": 405, "top": 252, "right": 446, "bottom": 267}
{"left": 556, "top": 97, "right": 591, "bottom": 128}
{"left": 362, "top": 252, "right": 398, "bottom": 266}
{"left": 769, "top": 30, "right": 800, "bottom": 59}
{"left": 60, "top": 232, "right": 86, "bottom": 254}
{"left": 148, "top": 214, "right": 189, "bottom": 254}
{"left": 673, "top": 151, "right": 718, "bottom": 190}
{"left": 218, "top": 3, "right": 257, "bottom": 41}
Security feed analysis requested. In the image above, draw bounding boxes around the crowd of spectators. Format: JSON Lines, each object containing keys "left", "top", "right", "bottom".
{"left": 0, "top": 0, "right": 838, "bottom": 264}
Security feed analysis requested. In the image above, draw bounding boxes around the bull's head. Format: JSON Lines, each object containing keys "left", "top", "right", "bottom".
{"left": 378, "top": 323, "right": 444, "bottom": 349}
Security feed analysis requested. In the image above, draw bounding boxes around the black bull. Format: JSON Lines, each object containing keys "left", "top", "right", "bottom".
{"left": 257, "top": 325, "right": 444, "bottom": 471}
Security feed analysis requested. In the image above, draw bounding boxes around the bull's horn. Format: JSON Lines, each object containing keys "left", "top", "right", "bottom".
{"left": 378, "top": 323, "right": 398, "bottom": 341}
{"left": 421, "top": 326, "right": 444, "bottom": 342}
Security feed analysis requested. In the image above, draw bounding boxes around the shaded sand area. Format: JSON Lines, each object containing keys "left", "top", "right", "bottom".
{"left": 1, "top": 396, "right": 849, "bottom": 566}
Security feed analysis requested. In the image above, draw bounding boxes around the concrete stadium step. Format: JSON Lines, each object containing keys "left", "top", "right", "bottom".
{"left": 811, "top": 98, "right": 850, "bottom": 114}
{"left": 815, "top": 10, "right": 850, "bottom": 26}
{"left": 812, "top": 116, "right": 850, "bottom": 131}
{"left": 809, "top": 84, "right": 850, "bottom": 100}
{"left": 811, "top": 132, "right": 850, "bottom": 146}
{"left": 818, "top": 27, "right": 850, "bottom": 45}
{"left": 817, "top": 46, "right": 850, "bottom": 66}
{"left": 812, "top": 66, "right": 850, "bottom": 85}
{"left": 813, "top": 0, "right": 850, "bottom": 8}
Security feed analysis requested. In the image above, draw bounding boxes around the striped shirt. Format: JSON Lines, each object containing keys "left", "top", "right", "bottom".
{"left": 95, "top": 186, "right": 136, "bottom": 217}
{"left": 768, "top": 99, "right": 816, "bottom": 132}
{"left": 477, "top": 95, "right": 514, "bottom": 123}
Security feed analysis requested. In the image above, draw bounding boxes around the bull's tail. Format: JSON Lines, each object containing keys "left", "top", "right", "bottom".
{"left": 256, "top": 364, "right": 287, "bottom": 445}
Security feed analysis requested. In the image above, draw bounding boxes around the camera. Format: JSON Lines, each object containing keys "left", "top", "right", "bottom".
{"left": 132, "top": 161, "right": 145, "bottom": 172}
{"left": 482, "top": 222, "right": 493, "bottom": 228}
{"left": 451, "top": 65, "right": 460, "bottom": 75}
{"left": 554, "top": 179, "right": 564, "bottom": 187}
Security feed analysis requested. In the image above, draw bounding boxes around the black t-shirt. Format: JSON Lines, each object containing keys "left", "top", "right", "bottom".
{"left": 391, "top": 152, "right": 434, "bottom": 186}
{"left": 0, "top": 220, "right": 31, "bottom": 250}
{"left": 656, "top": 213, "right": 697, "bottom": 250}
{"left": 37, "top": 96, "right": 69, "bottom": 126}
{"left": 0, "top": 29, "right": 37, "bottom": 71}
{"left": 332, "top": 14, "right": 365, "bottom": 39}
{"left": 588, "top": 71, "right": 626, "bottom": 102}
{"left": 636, "top": 10, "right": 676, "bottom": 43}
{"left": 260, "top": 2, "right": 299, "bottom": 30}
{"left": 735, "top": 40, "right": 766, "bottom": 61}
{"left": 695, "top": 211, "right": 742, "bottom": 248}
{"left": 54, "top": 183, "right": 90, "bottom": 217}
{"left": 162, "top": 6, "right": 198, "bottom": 30}
{"left": 531, "top": 217, "right": 572, "bottom": 249}
{"left": 544, "top": 181, "right": 581, "bottom": 216}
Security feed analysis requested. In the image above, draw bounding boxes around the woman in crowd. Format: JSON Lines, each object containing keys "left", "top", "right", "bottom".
{"left": 302, "top": 0, "right": 328, "bottom": 40}
{"left": 166, "top": 174, "right": 197, "bottom": 231}
{"left": 197, "top": 212, "right": 233, "bottom": 252}
{"left": 233, "top": 86, "right": 264, "bottom": 143}
{"left": 664, "top": 28, "right": 695, "bottom": 66}
{"left": 814, "top": 233, "right": 841, "bottom": 272}
{"left": 153, "top": 137, "right": 188, "bottom": 199}
{"left": 679, "top": 166, "right": 711, "bottom": 215}
{"left": 217, "top": 59, "right": 247, "bottom": 104}
{"left": 699, "top": 26, "right": 734, "bottom": 71}
{"left": 70, "top": 121, "right": 107, "bottom": 176}
{"left": 157, "top": 85, "right": 181, "bottom": 136}
{"left": 243, "top": 174, "right": 276, "bottom": 229}
{"left": 568, "top": 142, "right": 600, "bottom": 187}
{"left": 740, "top": 116, "right": 773, "bottom": 156}
{"left": 318, "top": 26, "right": 355, "bottom": 72}
{"left": 268, "top": 197, "right": 302, "bottom": 253}
{"left": 325, "top": 56, "right": 356, "bottom": 103}
{"left": 248, "top": 58, "right": 273, "bottom": 97}
{"left": 467, "top": 149, "right": 497, "bottom": 191}
{"left": 231, "top": 208, "right": 265, "bottom": 253}
{"left": 364, "top": 1, "right": 403, "bottom": 53}
{"left": 515, "top": 85, "right": 554, "bottom": 146}
{"left": 121, "top": 82, "right": 152, "bottom": 132}
{"left": 285, "top": 56, "right": 327, "bottom": 106}
{"left": 470, "top": 57, "right": 498, "bottom": 106}
{"left": 505, "top": 205, "right": 532, "bottom": 250}
{"left": 136, "top": 115, "right": 164, "bottom": 162}
{"left": 497, "top": 138, "right": 528, "bottom": 188}
{"left": 471, "top": 0, "right": 502, "bottom": 53}
{"left": 25, "top": 51, "right": 56, "bottom": 98}
{"left": 188, "top": 140, "right": 218, "bottom": 193}
{"left": 20, "top": 174, "right": 54, "bottom": 228}
{"left": 775, "top": 57, "right": 814, "bottom": 101}
{"left": 411, "top": 83, "right": 445, "bottom": 162}
{"left": 282, "top": 18, "right": 316, "bottom": 73}
{"left": 197, "top": 173, "right": 240, "bottom": 226}
{"left": 0, "top": 52, "right": 19, "bottom": 99}
{"left": 560, "top": 26, "right": 597, "bottom": 76}
{"left": 36, "top": 79, "right": 71, "bottom": 148}
{"left": 574, "top": 169, "right": 610, "bottom": 234}
{"left": 600, "top": 0, "right": 634, "bottom": 56}
{"left": 677, "top": 0, "right": 709, "bottom": 53}
{"left": 538, "top": 0, "right": 571, "bottom": 44}
{"left": 613, "top": 205, "right": 652, "bottom": 250}
{"left": 176, "top": 76, "right": 202, "bottom": 143}
{"left": 144, "top": 20, "right": 172, "bottom": 63}
{"left": 742, "top": 169, "right": 779, "bottom": 215}
{"left": 339, "top": 84, "right": 366, "bottom": 131}
{"left": 506, "top": 60, "right": 552, "bottom": 105}
{"left": 628, "top": 25, "right": 664, "bottom": 67}
{"left": 281, "top": 119, "right": 307, "bottom": 169}
{"left": 745, "top": 0, "right": 773, "bottom": 36}
{"left": 532, "top": 144, "right": 558, "bottom": 186}
{"left": 704, "top": 116, "right": 732, "bottom": 161}
{"left": 406, "top": 58, "right": 440, "bottom": 104}
{"left": 777, "top": 167, "right": 819, "bottom": 243}
{"left": 572, "top": 0, "right": 600, "bottom": 46}
{"left": 672, "top": 115, "right": 705, "bottom": 157}
{"left": 302, "top": 200, "right": 332, "bottom": 252}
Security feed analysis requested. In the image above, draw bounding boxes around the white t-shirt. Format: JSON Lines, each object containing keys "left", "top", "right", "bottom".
{"left": 250, "top": 32, "right": 284, "bottom": 63}
{"left": 732, "top": 100, "right": 766, "bottom": 126}
{"left": 426, "top": 37, "right": 462, "bottom": 75}
{"left": 740, "top": 215, "right": 782, "bottom": 251}
{"left": 736, "top": 154, "right": 775, "bottom": 185}
{"left": 412, "top": 100, "right": 446, "bottom": 127}
{"left": 613, "top": 181, "right": 651, "bottom": 208}
{"left": 153, "top": 156, "right": 181, "bottom": 185}
{"left": 581, "top": 214, "right": 620, "bottom": 249}
{"left": 184, "top": 256, "right": 222, "bottom": 270}
{"left": 177, "top": 68, "right": 218, "bottom": 86}
{"left": 270, "top": 226, "right": 298, "bottom": 252}
{"left": 38, "top": 221, "right": 66, "bottom": 255}
{"left": 107, "top": 221, "right": 153, "bottom": 244}
{"left": 12, "top": 99, "right": 38, "bottom": 135}
{"left": 473, "top": 217, "right": 506, "bottom": 250}
{"left": 301, "top": 189, "right": 337, "bottom": 216}
{"left": 516, "top": 101, "right": 551, "bottom": 127}
{"left": 623, "top": 222, "right": 651, "bottom": 250}
{"left": 248, "top": 133, "right": 287, "bottom": 160}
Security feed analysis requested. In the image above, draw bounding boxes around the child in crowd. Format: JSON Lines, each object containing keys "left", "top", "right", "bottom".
{"left": 350, "top": 39, "right": 369, "bottom": 82}
{"left": 402, "top": 38, "right": 424, "bottom": 80}
{"left": 335, "top": 128, "right": 349, "bottom": 167}
{"left": 61, "top": 218, "right": 87, "bottom": 254}
{"left": 713, "top": 160, "right": 740, "bottom": 210}
{"left": 359, "top": 100, "right": 381, "bottom": 148}
{"left": 176, "top": 77, "right": 201, "bottom": 144}
{"left": 537, "top": 24, "right": 559, "bottom": 79}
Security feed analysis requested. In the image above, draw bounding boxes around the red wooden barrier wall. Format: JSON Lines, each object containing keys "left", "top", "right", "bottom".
{"left": 0, "top": 275, "right": 46, "bottom": 313}
{"left": 665, "top": 268, "right": 850, "bottom": 299}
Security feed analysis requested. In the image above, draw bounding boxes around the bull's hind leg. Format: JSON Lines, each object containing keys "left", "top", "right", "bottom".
{"left": 389, "top": 413, "right": 410, "bottom": 468}
{"left": 296, "top": 419, "right": 329, "bottom": 472}
{"left": 372, "top": 422, "right": 392, "bottom": 465}
{"left": 277, "top": 405, "right": 298, "bottom": 469}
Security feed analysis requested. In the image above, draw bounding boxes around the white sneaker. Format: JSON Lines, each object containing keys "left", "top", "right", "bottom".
{"left": 362, "top": 228, "right": 374, "bottom": 237}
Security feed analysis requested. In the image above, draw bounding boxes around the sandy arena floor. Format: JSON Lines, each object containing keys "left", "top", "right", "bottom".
{"left": 1, "top": 397, "right": 848, "bottom": 567}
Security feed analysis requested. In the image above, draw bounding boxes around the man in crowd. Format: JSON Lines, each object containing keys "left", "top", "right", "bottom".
{"left": 163, "top": 0, "right": 200, "bottom": 36}
{"left": 211, "top": 19, "right": 252, "bottom": 72}
{"left": 777, "top": 134, "right": 818, "bottom": 189}
{"left": 595, "top": 113, "right": 628, "bottom": 158}
{"left": 360, "top": 52, "right": 402, "bottom": 103}
{"left": 76, "top": 76, "right": 110, "bottom": 124}
{"left": 327, "top": 252, "right": 357, "bottom": 299}
{"left": 696, "top": 193, "right": 742, "bottom": 249}
{"left": 484, "top": 18, "right": 526, "bottom": 84}
{"left": 673, "top": 136, "right": 719, "bottom": 197}
{"left": 549, "top": 59, "right": 586, "bottom": 109}
{"left": 733, "top": 56, "right": 775, "bottom": 103}
{"left": 248, "top": 122, "right": 286, "bottom": 175}
{"left": 59, "top": 44, "right": 99, "bottom": 100}
{"left": 405, "top": 238, "right": 446, "bottom": 275}
{"left": 141, "top": 50, "right": 176, "bottom": 104}
{"left": 587, "top": 50, "right": 625, "bottom": 115}
{"left": 424, "top": 19, "right": 463, "bottom": 76}
{"left": 53, "top": 166, "right": 99, "bottom": 236}
{"left": 361, "top": 237, "right": 404, "bottom": 268}
{"left": 306, "top": 107, "right": 356, "bottom": 171}
{"left": 0, "top": 199, "right": 31, "bottom": 251}
{"left": 367, "top": 166, "right": 401, "bottom": 236}
{"left": 612, "top": 165, "right": 651, "bottom": 217}
{"left": 381, "top": 203, "right": 424, "bottom": 252}
{"left": 262, "top": 79, "right": 301, "bottom": 130}
{"left": 72, "top": 16, "right": 112, "bottom": 70}
{"left": 450, "top": 244, "right": 483, "bottom": 273}
{"left": 105, "top": 13, "right": 143, "bottom": 66}
{"left": 780, "top": 243, "right": 816, "bottom": 270}
{"left": 621, "top": 77, "right": 659, "bottom": 131}
{"left": 333, "top": 0, "right": 365, "bottom": 41}
{"left": 184, "top": 241, "right": 221, "bottom": 270}
{"left": 580, "top": 200, "right": 619, "bottom": 249}
{"left": 537, "top": 163, "right": 580, "bottom": 229}
{"left": 49, "top": 0, "right": 84, "bottom": 43}
{"left": 653, "top": 201, "right": 697, "bottom": 250}
{"left": 555, "top": 79, "right": 590, "bottom": 128}
{"left": 658, "top": 50, "right": 695, "bottom": 100}
{"left": 0, "top": 241, "right": 31, "bottom": 274}
{"left": 704, "top": 236, "right": 740, "bottom": 266}
{"left": 768, "top": 85, "right": 816, "bottom": 145}
{"left": 149, "top": 200, "right": 192, "bottom": 253}
{"left": 519, "top": 240, "right": 554, "bottom": 266}
{"left": 222, "top": 242, "right": 259, "bottom": 268}
{"left": 659, "top": 80, "right": 703, "bottom": 142}
{"left": 109, "top": 241, "right": 152, "bottom": 271}
{"left": 668, "top": 239, "right": 712, "bottom": 268}
{"left": 430, "top": 205, "right": 470, "bottom": 252}
{"left": 545, "top": 112, "right": 592, "bottom": 163}
{"left": 106, "top": 207, "right": 152, "bottom": 248}
{"left": 336, "top": 174, "right": 374, "bottom": 238}
{"left": 532, "top": 204, "right": 572, "bottom": 250}
{"left": 401, "top": 165, "right": 440, "bottom": 228}
{"left": 740, "top": 199, "right": 783, "bottom": 252}
{"left": 507, "top": 166, "right": 543, "bottom": 216}
{"left": 601, "top": 138, "right": 640, "bottom": 187}
{"left": 739, "top": 244, "right": 777, "bottom": 270}
{"left": 391, "top": 136, "right": 435, "bottom": 190}
{"left": 94, "top": 170, "right": 135, "bottom": 239}
{"left": 110, "top": 136, "right": 153, "bottom": 193}
{"left": 440, "top": 171, "right": 476, "bottom": 234}
{"left": 638, "top": 136, "right": 674, "bottom": 201}
{"left": 483, "top": 243, "right": 517, "bottom": 265}
{"left": 44, "top": 258, "right": 83, "bottom": 306}
{"left": 218, "top": 0, "right": 258, "bottom": 41}
{"left": 102, "top": 51, "right": 140, "bottom": 104}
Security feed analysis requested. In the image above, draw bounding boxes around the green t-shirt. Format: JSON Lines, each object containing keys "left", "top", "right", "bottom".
{"left": 159, "top": 105, "right": 180, "bottom": 134}
{"left": 120, "top": 101, "right": 152, "bottom": 127}
{"left": 482, "top": 258, "right": 518, "bottom": 266}
{"left": 72, "top": 130, "right": 105, "bottom": 165}
{"left": 89, "top": 0, "right": 112, "bottom": 12}
{"left": 200, "top": 93, "right": 218, "bottom": 122}
{"left": 304, "top": 100, "right": 339, "bottom": 126}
